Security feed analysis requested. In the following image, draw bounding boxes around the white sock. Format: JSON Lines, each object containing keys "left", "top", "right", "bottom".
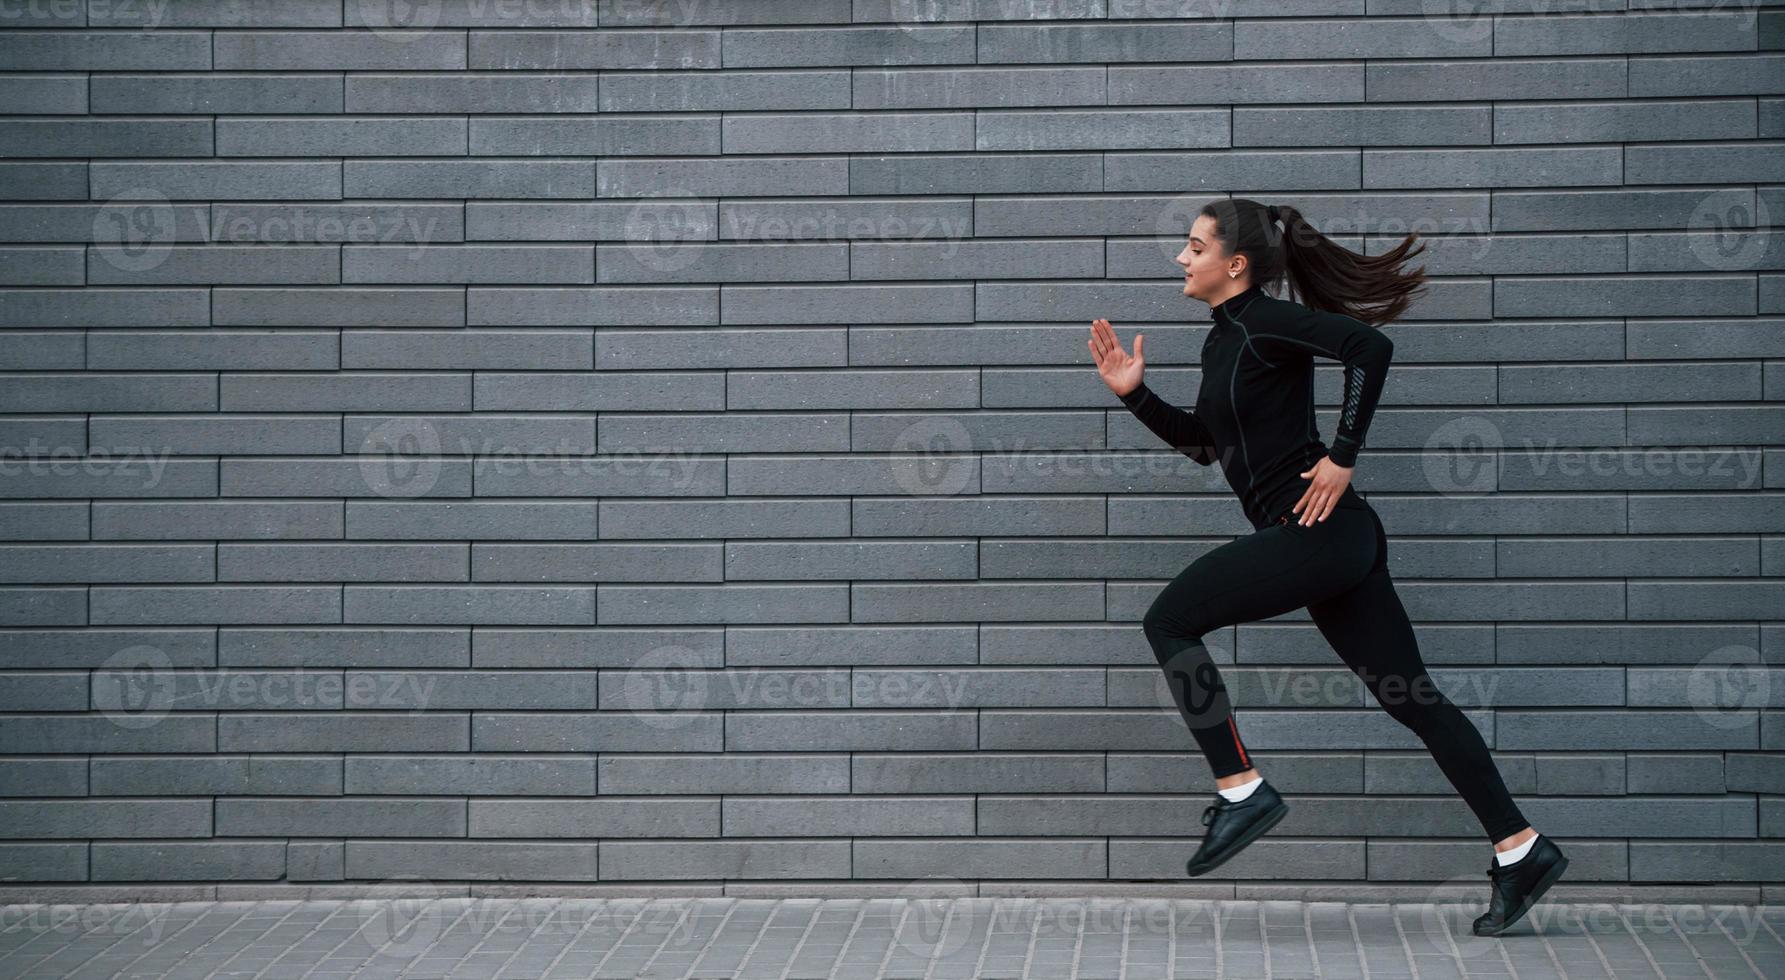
{"left": 1495, "top": 833, "right": 1538, "bottom": 866}
{"left": 1218, "top": 773, "right": 1263, "bottom": 802}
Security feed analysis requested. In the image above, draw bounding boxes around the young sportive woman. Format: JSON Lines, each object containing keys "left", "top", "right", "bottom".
{"left": 1087, "top": 198, "right": 1568, "bottom": 936}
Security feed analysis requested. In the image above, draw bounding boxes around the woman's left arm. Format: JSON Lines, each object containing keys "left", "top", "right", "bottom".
{"left": 1256, "top": 306, "right": 1394, "bottom": 468}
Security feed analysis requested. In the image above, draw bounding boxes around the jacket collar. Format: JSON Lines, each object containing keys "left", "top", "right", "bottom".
{"left": 1210, "top": 282, "right": 1265, "bottom": 323}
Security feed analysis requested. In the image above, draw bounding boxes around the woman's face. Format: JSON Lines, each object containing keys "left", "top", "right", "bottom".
{"left": 1174, "top": 214, "right": 1233, "bottom": 303}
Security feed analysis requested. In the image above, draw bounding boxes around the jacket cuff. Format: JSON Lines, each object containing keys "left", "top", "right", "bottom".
{"left": 1327, "top": 440, "right": 1359, "bottom": 468}
{"left": 1118, "top": 381, "right": 1151, "bottom": 409}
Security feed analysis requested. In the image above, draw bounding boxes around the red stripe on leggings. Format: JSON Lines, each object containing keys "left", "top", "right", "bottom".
{"left": 1229, "top": 717, "right": 1249, "bottom": 768}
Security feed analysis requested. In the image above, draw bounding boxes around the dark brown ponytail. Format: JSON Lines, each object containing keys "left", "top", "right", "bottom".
{"left": 1202, "top": 198, "right": 1429, "bottom": 326}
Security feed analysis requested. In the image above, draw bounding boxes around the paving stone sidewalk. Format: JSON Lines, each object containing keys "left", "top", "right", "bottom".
{"left": 1, "top": 896, "right": 1779, "bottom": 979}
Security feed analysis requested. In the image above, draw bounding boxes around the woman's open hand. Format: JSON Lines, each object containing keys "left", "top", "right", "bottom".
{"left": 1292, "top": 456, "right": 1354, "bottom": 525}
{"left": 1089, "top": 318, "right": 1145, "bottom": 397}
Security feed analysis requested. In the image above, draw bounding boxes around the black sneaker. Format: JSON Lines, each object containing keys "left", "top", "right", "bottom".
{"left": 1473, "top": 834, "right": 1569, "bottom": 936}
{"left": 1184, "top": 779, "right": 1289, "bottom": 877}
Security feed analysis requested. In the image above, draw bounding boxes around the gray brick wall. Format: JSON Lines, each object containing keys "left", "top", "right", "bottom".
{"left": 0, "top": 0, "right": 1781, "bottom": 901}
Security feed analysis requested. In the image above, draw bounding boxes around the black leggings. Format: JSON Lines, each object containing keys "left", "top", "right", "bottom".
{"left": 1142, "top": 486, "right": 1530, "bottom": 843}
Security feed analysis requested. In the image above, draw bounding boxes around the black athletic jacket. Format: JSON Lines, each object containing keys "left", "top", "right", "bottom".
{"left": 1118, "top": 281, "right": 1394, "bottom": 530}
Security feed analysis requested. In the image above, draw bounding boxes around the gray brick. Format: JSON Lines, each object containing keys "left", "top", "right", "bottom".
{"left": 0, "top": 758, "right": 87, "bottom": 796}
{"left": 347, "top": 841, "right": 600, "bottom": 880}
{"left": 855, "top": 67, "right": 1104, "bottom": 109}
{"left": 219, "top": 627, "right": 468, "bottom": 668}
{"left": 723, "top": 26, "right": 975, "bottom": 67}
{"left": 222, "top": 372, "right": 472, "bottom": 412}
{"left": 347, "top": 502, "right": 597, "bottom": 540}
{"left": 599, "top": 754, "right": 848, "bottom": 794}
{"left": 2, "top": 589, "right": 83, "bottom": 626}
{"left": 91, "top": 842, "right": 285, "bottom": 881}
{"left": 346, "top": 755, "right": 594, "bottom": 795}
{"left": 0, "top": 545, "right": 213, "bottom": 583}
{"left": 220, "top": 459, "right": 474, "bottom": 499}
{"left": 2, "top": 460, "right": 215, "bottom": 499}
{"left": 0, "top": 119, "right": 213, "bottom": 158}
{"left": 474, "top": 628, "right": 720, "bottom": 669}
{"left": 468, "top": 286, "right": 717, "bottom": 326}
{"left": 88, "top": 416, "right": 341, "bottom": 456}
{"left": 724, "top": 710, "right": 974, "bottom": 751}
{"left": 0, "top": 288, "right": 209, "bottom": 327}
{"left": 213, "top": 287, "right": 465, "bottom": 326}
{"left": 598, "top": 585, "right": 849, "bottom": 624}
{"left": 90, "top": 586, "right": 342, "bottom": 625}
{"left": 89, "top": 331, "right": 338, "bottom": 370}
{"left": 724, "top": 541, "right": 975, "bottom": 580}
{"left": 723, "top": 797, "right": 971, "bottom": 836}
{"left": 216, "top": 118, "right": 467, "bottom": 157}
{"left": 726, "top": 626, "right": 976, "bottom": 667}
{"left": 849, "top": 152, "right": 1101, "bottom": 194}
{"left": 597, "top": 242, "right": 846, "bottom": 284}
{"left": 854, "top": 839, "right": 1104, "bottom": 878}
{"left": 473, "top": 543, "right": 720, "bottom": 583}
{"left": 976, "top": 22, "right": 1228, "bottom": 64}
{"left": 469, "top": 115, "right": 719, "bottom": 155}
{"left": 0, "top": 32, "right": 212, "bottom": 70}
{"left": 979, "top": 108, "right": 1227, "bottom": 151}
{"left": 91, "top": 756, "right": 341, "bottom": 796}
{"left": 343, "top": 329, "right": 590, "bottom": 370}
{"left": 469, "top": 799, "right": 714, "bottom": 837}
{"left": 345, "top": 414, "right": 596, "bottom": 455}
{"left": 346, "top": 73, "right": 600, "bottom": 113}
{"left": 91, "top": 162, "right": 339, "bottom": 200}
{"left": 600, "top": 70, "right": 850, "bottom": 112}
{"left": 1495, "top": 99, "right": 1755, "bottom": 144}
{"left": 215, "top": 798, "right": 465, "bottom": 836}
{"left": 600, "top": 413, "right": 849, "bottom": 453}
{"left": 599, "top": 840, "right": 847, "bottom": 879}
{"left": 0, "top": 628, "right": 216, "bottom": 669}
{"left": 284, "top": 840, "right": 342, "bottom": 881}
{"left": 213, "top": 31, "right": 468, "bottom": 70}
{"left": 210, "top": 203, "right": 462, "bottom": 244}
{"left": 0, "top": 246, "right": 82, "bottom": 286}
{"left": 0, "top": 332, "right": 83, "bottom": 371}
{"left": 0, "top": 801, "right": 210, "bottom": 838}
{"left": 218, "top": 544, "right": 467, "bottom": 583}
{"left": 468, "top": 30, "right": 719, "bottom": 69}
{"left": 344, "top": 586, "right": 596, "bottom": 625}
{"left": 88, "top": 0, "right": 341, "bottom": 27}
{"left": 345, "top": 160, "right": 594, "bottom": 198}
{"left": 91, "top": 74, "right": 342, "bottom": 114}
{"left": 217, "top": 713, "right": 467, "bottom": 754}
{"left": 474, "top": 711, "right": 719, "bottom": 751}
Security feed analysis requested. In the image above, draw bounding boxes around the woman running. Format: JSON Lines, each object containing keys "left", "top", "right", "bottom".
{"left": 1087, "top": 198, "right": 1568, "bottom": 937}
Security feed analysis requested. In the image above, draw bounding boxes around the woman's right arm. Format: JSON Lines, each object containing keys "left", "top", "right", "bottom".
{"left": 1118, "top": 380, "right": 1217, "bottom": 467}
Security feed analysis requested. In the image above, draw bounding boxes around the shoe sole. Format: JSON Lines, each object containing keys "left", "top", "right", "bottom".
{"left": 1185, "top": 800, "right": 1288, "bottom": 878}
{"left": 1474, "top": 854, "right": 1569, "bottom": 937}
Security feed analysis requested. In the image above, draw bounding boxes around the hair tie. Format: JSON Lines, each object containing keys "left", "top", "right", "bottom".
{"left": 1267, "top": 205, "right": 1280, "bottom": 223}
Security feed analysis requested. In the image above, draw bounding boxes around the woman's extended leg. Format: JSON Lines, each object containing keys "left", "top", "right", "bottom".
{"left": 1303, "top": 507, "right": 1531, "bottom": 843}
